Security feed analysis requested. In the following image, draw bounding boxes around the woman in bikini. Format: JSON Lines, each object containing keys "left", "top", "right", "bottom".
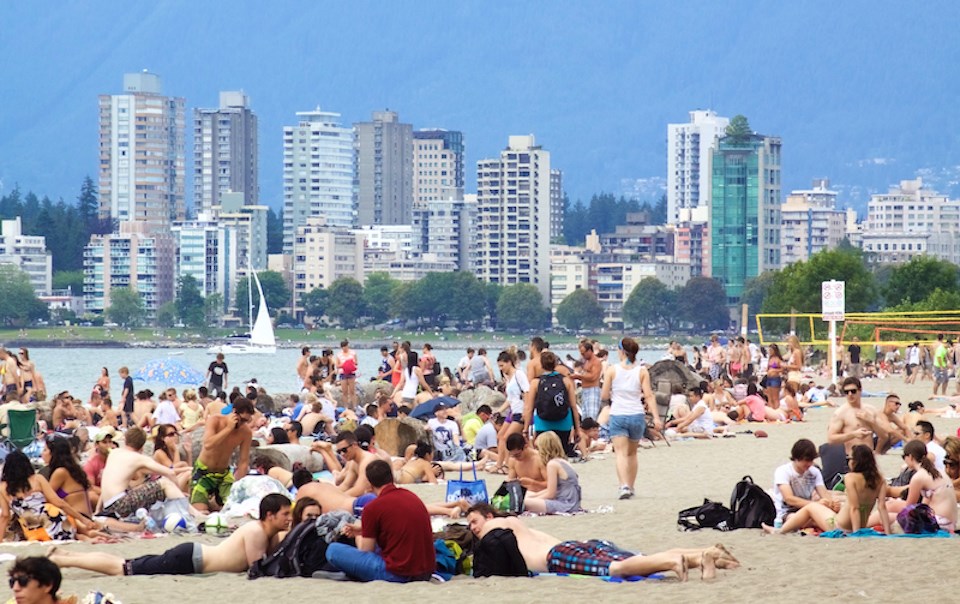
{"left": 17, "top": 349, "right": 36, "bottom": 402}
{"left": 784, "top": 335, "right": 805, "bottom": 387}
{"left": 94, "top": 367, "right": 110, "bottom": 398}
{"left": 152, "top": 425, "right": 191, "bottom": 493}
{"left": 394, "top": 442, "right": 442, "bottom": 485}
{"left": 876, "top": 440, "right": 957, "bottom": 532}
{"left": 765, "top": 444, "right": 891, "bottom": 535}
{"left": 765, "top": 343, "right": 784, "bottom": 411}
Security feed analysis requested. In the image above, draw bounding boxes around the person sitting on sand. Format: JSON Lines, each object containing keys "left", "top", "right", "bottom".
{"left": 873, "top": 394, "right": 909, "bottom": 454}
{"left": 873, "top": 440, "right": 957, "bottom": 532}
{"left": 49, "top": 493, "right": 291, "bottom": 577}
{"left": 576, "top": 417, "right": 606, "bottom": 459}
{"left": 734, "top": 384, "right": 784, "bottom": 423}
{"left": 466, "top": 503, "right": 738, "bottom": 581}
{"left": 764, "top": 444, "right": 891, "bottom": 535}
{"left": 505, "top": 433, "right": 547, "bottom": 492}
{"left": 6, "top": 556, "right": 74, "bottom": 604}
{"left": 941, "top": 436, "right": 960, "bottom": 501}
{"left": 668, "top": 387, "right": 727, "bottom": 437}
{"left": 394, "top": 442, "right": 442, "bottom": 485}
{"left": 152, "top": 424, "right": 191, "bottom": 493}
{"left": 325, "top": 460, "right": 436, "bottom": 582}
{"left": 827, "top": 377, "right": 878, "bottom": 455}
{"left": 772, "top": 439, "right": 840, "bottom": 526}
{"left": 523, "top": 431, "right": 582, "bottom": 515}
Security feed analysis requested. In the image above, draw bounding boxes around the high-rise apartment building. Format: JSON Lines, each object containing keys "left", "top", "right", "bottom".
{"left": 411, "top": 195, "right": 477, "bottom": 272}
{"left": 780, "top": 179, "right": 846, "bottom": 266}
{"left": 0, "top": 217, "right": 52, "bottom": 295}
{"left": 193, "top": 91, "right": 258, "bottom": 215}
{"left": 475, "top": 135, "right": 552, "bottom": 303}
{"left": 667, "top": 110, "right": 729, "bottom": 225}
{"left": 412, "top": 129, "right": 464, "bottom": 206}
{"left": 291, "top": 216, "right": 365, "bottom": 319}
{"left": 550, "top": 169, "right": 564, "bottom": 242}
{"left": 98, "top": 72, "right": 185, "bottom": 227}
{"left": 214, "top": 191, "right": 269, "bottom": 283}
{"left": 710, "top": 131, "right": 781, "bottom": 305}
{"left": 355, "top": 111, "right": 413, "bottom": 226}
{"left": 282, "top": 108, "right": 355, "bottom": 254}
{"left": 171, "top": 213, "right": 238, "bottom": 312}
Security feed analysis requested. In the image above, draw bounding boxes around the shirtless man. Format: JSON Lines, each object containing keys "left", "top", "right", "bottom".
{"left": 505, "top": 433, "right": 546, "bottom": 492}
{"left": 466, "top": 504, "right": 736, "bottom": 581}
{"left": 334, "top": 430, "right": 378, "bottom": 496}
{"left": 97, "top": 427, "right": 191, "bottom": 520}
{"left": 826, "top": 377, "right": 877, "bottom": 455}
{"left": 873, "top": 394, "right": 909, "bottom": 454}
{"left": 296, "top": 346, "right": 311, "bottom": 390}
{"left": 706, "top": 336, "right": 726, "bottom": 381}
{"left": 572, "top": 340, "right": 603, "bottom": 420}
{"left": 190, "top": 398, "right": 254, "bottom": 511}
{"left": 50, "top": 493, "right": 291, "bottom": 576}
{"left": 0, "top": 348, "right": 21, "bottom": 397}
{"left": 527, "top": 337, "right": 570, "bottom": 382}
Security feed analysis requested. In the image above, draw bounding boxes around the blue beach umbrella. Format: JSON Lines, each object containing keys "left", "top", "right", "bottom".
{"left": 410, "top": 396, "right": 461, "bottom": 420}
{"left": 133, "top": 357, "right": 205, "bottom": 386}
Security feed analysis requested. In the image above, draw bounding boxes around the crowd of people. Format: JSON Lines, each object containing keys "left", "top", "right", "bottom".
{"left": 2, "top": 330, "right": 960, "bottom": 599}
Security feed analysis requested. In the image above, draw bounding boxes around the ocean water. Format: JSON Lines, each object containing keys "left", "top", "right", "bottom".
{"left": 24, "top": 345, "right": 667, "bottom": 399}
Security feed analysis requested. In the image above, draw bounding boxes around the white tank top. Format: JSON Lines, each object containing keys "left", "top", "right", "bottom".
{"left": 401, "top": 366, "right": 419, "bottom": 398}
{"left": 610, "top": 363, "right": 646, "bottom": 416}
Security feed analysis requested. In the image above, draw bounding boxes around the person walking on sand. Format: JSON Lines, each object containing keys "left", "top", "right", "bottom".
{"left": 49, "top": 493, "right": 291, "bottom": 576}
{"left": 600, "top": 337, "right": 659, "bottom": 500}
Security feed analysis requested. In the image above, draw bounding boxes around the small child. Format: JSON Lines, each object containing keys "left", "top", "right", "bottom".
{"left": 98, "top": 396, "right": 119, "bottom": 429}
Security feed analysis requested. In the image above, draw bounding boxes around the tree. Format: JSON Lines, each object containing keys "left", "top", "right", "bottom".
{"left": 267, "top": 207, "right": 284, "bottom": 255}
{"left": 678, "top": 277, "right": 729, "bottom": 332}
{"left": 156, "top": 302, "right": 177, "bottom": 328}
{"left": 234, "top": 271, "right": 291, "bottom": 317}
{"left": 301, "top": 286, "right": 329, "bottom": 322}
{"left": 623, "top": 277, "right": 672, "bottom": 333}
{"left": 762, "top": 247, "right": 878, "bottom": 314}
{"left": 556, "top": 288, "right": 605, "bottom": 332}
{"left": 0, "top": 265, "right": 48, "bottom": 326}
{"left": 445, "top": 272, "right": 488, "bottom": 325}
{"left": 326, "top": 277, "right": 365, "bottom": 328}
{"left": 204, "top": 293, "right": 224, "bottom": 327}
{"left": 77, "top": 175, "right": 99, "bottom": 231}
{"left": 725, "top": 115, "right": 752, "bottom": 141}
{"left": 496, "top": 284, "right": 549, "bottom": 331}
{"left": 52, "top": 270, "right": 84, "bottom": 295}
{"left": 175, "top": 275, "right": 205, "bottom": 328}
{"left": 484, "top": 282, "right": 504, "bottom": 327}
{"left": 363, "top": 273, "right": 401, "bottom": 323}
{"left": 883, "top": 256, "right": 960, "bottom": 308}
{"left": 106, "top": 287, "right": 144, "bottom": 327}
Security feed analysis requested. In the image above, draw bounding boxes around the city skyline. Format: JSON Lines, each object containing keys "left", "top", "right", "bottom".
{"left": 2, "top": 3, "right": 959, "bottom": 212}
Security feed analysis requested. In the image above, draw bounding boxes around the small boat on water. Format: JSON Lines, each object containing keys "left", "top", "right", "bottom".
{"left": 208, "top": 271, "right": 277, "bottom": 355}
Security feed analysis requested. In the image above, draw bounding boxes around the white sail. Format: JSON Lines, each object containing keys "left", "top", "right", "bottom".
{"left": 249, "top": 271, "right": 276, "bottom": 348}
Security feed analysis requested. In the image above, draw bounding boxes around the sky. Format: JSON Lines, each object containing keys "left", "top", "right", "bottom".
{"left": 1, "top": 1, "right": 959, "bottom": 212}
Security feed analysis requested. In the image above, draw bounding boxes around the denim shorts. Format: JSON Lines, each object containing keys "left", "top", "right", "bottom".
{"left": 608, "top": 413, "right": 647, "bottom": 441}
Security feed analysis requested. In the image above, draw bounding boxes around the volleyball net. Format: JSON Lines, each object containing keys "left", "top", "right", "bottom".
{"left": 755, "top": 310, "right": 960, "bottom": 348}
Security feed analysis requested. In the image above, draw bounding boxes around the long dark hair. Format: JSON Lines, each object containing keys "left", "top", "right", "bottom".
{"left": 154, "top": 424, "right": 178, "bottom": 459}
{"left": 292, "top": 496, "right": 321, "bottom": 526}
{"left": 47, "top": 436, "right": 91, "bottom": 490}
{"left": 904, "top": 439, "right": 941, "bottom": 480}
{"left": 850, "top": 444, "right": 881, "bottom": 489}
{"left": 1, "top": 450, "right": 35, "bottom": 496}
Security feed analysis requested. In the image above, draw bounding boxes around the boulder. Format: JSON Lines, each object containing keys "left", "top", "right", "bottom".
{"left": 646, "top": 359, "right": 702, "bottom": 418}
{"left": 457, "top": 385, "right": 504, "bottom": 415}
{"left": 374, "top": 417, "right": 430, "bottom": 457}
{"left": 324, "top": 380, "right": 391, "bottom": 409}
{"left": 251, "top": 444, "right": 326, "bottom": 472}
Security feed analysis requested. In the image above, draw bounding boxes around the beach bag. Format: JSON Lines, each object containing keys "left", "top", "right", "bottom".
{"left": 677, "top": 499, "right": 733, "bottom": 532}
{"left": 897, "top": 503, "right": 939, "bottom": 534}
{"left": 247, "top": 519, "right": 334, "bottom": 579}
{"left": 472, "top": 528, "right": 530, "bottom": 577}
{"left": 535, "top": 372, "right": 569, "bottom": 421}
{"left": 730, "top": 475, "right": 776, "bottom": 529}
{"left": 491, "top": 480, "right": 527, "bottom": 514}
{"left": 446, "top": 464, "right": 488, "bottom": 506}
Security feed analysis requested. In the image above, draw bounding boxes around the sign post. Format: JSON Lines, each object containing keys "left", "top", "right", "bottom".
{"left": 822, "top": 280, "right": 846, "bottom": 385}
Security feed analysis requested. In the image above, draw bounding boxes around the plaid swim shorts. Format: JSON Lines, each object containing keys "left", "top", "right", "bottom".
{"left": 546, "top": 540, "right": 636, "bottom": 576}
{"left": 101, "top": 479, "right": 165, "bottom": 519}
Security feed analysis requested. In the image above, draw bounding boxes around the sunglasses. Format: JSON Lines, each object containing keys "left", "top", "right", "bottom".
{"left": 945, "top": 459, "right": 959, "bottom": 467}
{"left": 8, "top": 576, "right": 31, "bottom": 589}
{"left": 843, "top": 389, "right": 859, "bottom": 395}
{"left": 335, "top": 444, "right": 353, "bottom": 454}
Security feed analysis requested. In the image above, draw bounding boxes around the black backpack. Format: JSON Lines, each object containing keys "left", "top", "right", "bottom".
{"left": 677, "top": 499, "right": 733, "bottom": 532}
{"left": 535, "top": 372, "right": 569, "bottom": 421}
{"left": 729, "top": 475, "right": 776, "bottom": 529}
{"left": 247, "top": 520, "right": 335, "bottom": 579}
{"left": 472, "top": 528, "right": 530, "bottom": 577}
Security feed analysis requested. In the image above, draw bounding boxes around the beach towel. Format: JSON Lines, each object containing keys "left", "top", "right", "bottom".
{"left": 535, "top": 572, "right": 665, "bottom": 582}
{"left": 819, "top": 528, "right": 954, "bottom": 539}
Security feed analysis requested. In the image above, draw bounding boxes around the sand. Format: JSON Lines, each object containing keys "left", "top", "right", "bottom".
{"left": 3, "top": 374, "right": 957, "bottom": 604}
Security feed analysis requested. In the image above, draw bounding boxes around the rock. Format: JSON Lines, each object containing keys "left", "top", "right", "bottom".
{"left": 646, "top": 359, "right": 703, "bottom": 419}
{"left": 374, "top": 417, "right": 430, "bottom": 457}
{"left": 252, "top": 444, "right": 327, "bottom": 472}
{"left": 457, "top": 385, "right": 504, "bottom": 415}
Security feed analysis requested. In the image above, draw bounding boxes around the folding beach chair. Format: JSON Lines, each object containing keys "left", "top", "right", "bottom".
{"left": 0, "top": 408, "right": 39, "bottom": 452}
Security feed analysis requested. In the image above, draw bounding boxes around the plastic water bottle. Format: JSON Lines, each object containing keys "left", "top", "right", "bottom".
{"left": 774, "top": 517, "right": 783, "bottom": 530}
{"left": 136, "top": 508, "right": 158, "bottom": 533}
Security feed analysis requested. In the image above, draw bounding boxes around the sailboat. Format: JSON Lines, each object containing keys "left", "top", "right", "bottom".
{"left": 208, "top": 271, "right": 277, "bottom": 355}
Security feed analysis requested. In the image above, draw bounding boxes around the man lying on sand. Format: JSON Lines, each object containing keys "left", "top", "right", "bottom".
{"left": 466, "top": 503, "right": 739, "bottom": 581}
{"left": 49, "top": 494, "right": 291, "bottom": 576}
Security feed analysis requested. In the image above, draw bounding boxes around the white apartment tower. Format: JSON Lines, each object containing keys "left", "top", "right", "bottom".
{"left": 780, "top": 179, "right": 846, "bottom": 266}
{"left": 193, "top": 91, "right": 259, "bottom": 215}
{"left": 412, "top": 129, "right": 464, "bottom": 206}
{"left": 550, "top": 168, "right": 564, "bottom": 242}
{"left": 476, "top": 135, "right": 552, "bottom": 303}
{"left": 282, "top": 108, "right": 355, "bottom": 254}
{"left": 411, "top": 195, "right": 477, "bottom": 272}
{"left": 98, "top": 72, "right": 185, "bottom": 227}
{"left": 355, "top": 111, "right": 413, "bottom": 226}
{"left": 0, "top": 217, "right": 52, "bottom": 295}
{"left": 171, "top": 213, "right": 238, "bottom": 313}
{"left": 667, "top": 110, "right": 729, "bottom": 225}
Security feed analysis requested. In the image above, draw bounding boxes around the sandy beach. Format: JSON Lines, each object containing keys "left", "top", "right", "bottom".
{"left": 3, "top": 373, "right": 957, "bottom": 604}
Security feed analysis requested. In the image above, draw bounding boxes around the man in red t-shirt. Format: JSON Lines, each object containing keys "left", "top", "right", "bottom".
{"left": 83, "top": 431, "right": 114, "bottom": 490}
{"left": 326, "top": 460, "right": 436, "bottom": 582}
